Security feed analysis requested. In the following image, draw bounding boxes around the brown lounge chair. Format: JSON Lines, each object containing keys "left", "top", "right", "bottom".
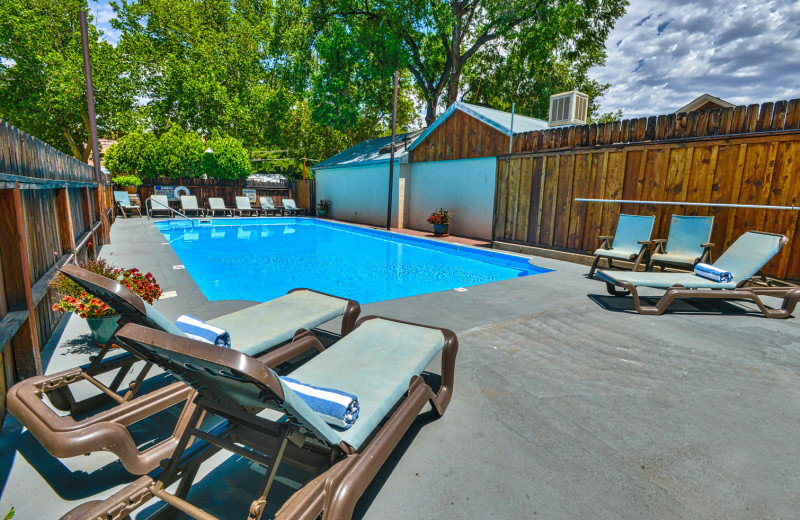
{"left": 588, "top": 214, "right": 655, "bottom": 279}
{"left": 282, "top": 198, "right": 307, "bottom": 216}
{"left": 7, "top": 264, "right": 360, "bottom": 474}
{"left": 647, "top": 215, "right": 714, "bottom": 271}
{"left": 597, "top": 231, "right": 800, "bottom": 318}
{"left": 61, "top": 316, "right": 458, "bottom": 520}
{"left": 113, "top": 191, "right": 142, "bottom": 218}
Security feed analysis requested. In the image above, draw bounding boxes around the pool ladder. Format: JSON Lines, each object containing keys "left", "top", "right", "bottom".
{"left": 145, "top": 197, "right": 195, "bottom": 227}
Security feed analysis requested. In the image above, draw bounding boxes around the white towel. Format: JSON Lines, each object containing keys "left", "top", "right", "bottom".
{"left": 280, "top": 377, "right": 359, "bottom": 429}
{"left": 694, "top": 263, "right": 733, "bottom": 283}
{"left": 175, "top": 315, "right": 231, "bottom": 348}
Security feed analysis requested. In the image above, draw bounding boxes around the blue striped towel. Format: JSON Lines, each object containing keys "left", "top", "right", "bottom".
{"left": 694, "top": 263, "right": 733, "bottom": 283}
{"left": 280, "top": 377, "right": 359, "bottom": 429}
{"left": 175, "top": 315, "right": 231, "bottom": 348}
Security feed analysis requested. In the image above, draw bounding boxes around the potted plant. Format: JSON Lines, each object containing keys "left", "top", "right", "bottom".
{"left": 112, "top": 174, "right": 143, "bottom": 194}
{"left": 427, "top": 208, "right": 453, "bottom": 236}
{"left": 50, "top": 259, "right": 162, "bottom": 346}
{"left": 317, "top": 199, "right": 331, "bottom": 218}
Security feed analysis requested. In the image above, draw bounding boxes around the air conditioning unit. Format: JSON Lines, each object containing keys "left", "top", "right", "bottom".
{"left": 548, "top": 91, "right": 589, "bottom": 127}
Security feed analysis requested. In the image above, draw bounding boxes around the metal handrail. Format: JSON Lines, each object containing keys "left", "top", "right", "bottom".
{"left": 146, "top": 196, "right": 195, "bottom": 227}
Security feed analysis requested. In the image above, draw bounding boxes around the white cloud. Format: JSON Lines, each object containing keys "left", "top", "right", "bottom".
{"left": 89, "top": 1, "right": 120, "bottom": 44}
{"left": 589, "top": 0, "right": 800, "bottom": 118}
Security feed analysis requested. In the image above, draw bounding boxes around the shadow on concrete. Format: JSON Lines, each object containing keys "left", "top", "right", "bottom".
{"left": 587, "top": 293, "right": 763, "bottom": 316}
{"left": 57, "top": 333, "right": 101, "bottom": 356}
{"left": 11, "top": 428, "right": 132, "bottom": 500}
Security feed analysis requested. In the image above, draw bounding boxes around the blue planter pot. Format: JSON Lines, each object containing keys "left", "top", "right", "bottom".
{"left": 85, "top": 315, "right": 121, "bottom": 346}
{"left": 433, "top": 223, "right": 449, "bottom": 236}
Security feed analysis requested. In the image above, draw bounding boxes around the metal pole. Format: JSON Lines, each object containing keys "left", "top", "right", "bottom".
{"left": 574, "top": 198, "right": 800, "bottom": 211}
{"left": 79, "top": 11, "right": 102, "bottom": 183}
{"left": 508, "top": 102, "right": 515, "bottom": 153}
{"left": 79, "top": 10, "right": 109, "bottom": 241}
{"left": 386, "top": 70, "right": 399, "bottom": 230}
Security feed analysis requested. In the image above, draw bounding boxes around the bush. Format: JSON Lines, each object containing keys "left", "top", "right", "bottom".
{"left": 201, "top": 135, "right": 252, "bottom": 180}
{"left": 104, "top": 127, "right": 158, "bottom": 178}
{"left": 153, "top": 124, "right": 205, "bottom": 178}
{"left": 111, "top": 174, "right": 142, "bottom": 187}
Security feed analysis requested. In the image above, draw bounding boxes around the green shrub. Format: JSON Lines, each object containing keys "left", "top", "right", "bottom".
{"left": 201, "top": 135, "right": 252, "bottom": 180}
{"left": 153, "top": 124, "right": 205, "bottom": 178}
{"left": 104, "top": 127, "right": 158, "bottom": 178}
{"left": 111, "top": 174, "right": 142, "bottom": 187}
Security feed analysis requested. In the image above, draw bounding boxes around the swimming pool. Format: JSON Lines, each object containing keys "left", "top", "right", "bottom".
{"left": 157, "top": 218, "right": 550, "bottom": 303}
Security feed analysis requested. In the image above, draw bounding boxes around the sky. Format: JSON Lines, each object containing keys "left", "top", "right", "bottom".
{"left": 87, "top": 0, "right": 800, "bottom": 120}
{"left": 588, "top": 0, "right": 800, "bottom": 117}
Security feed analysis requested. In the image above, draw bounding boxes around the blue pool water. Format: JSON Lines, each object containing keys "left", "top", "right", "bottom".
{"left": 157, "top": 218, "right": 550, "bottom": 304}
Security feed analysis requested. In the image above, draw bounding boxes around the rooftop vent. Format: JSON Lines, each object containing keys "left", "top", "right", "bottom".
{"left": 548, "top": 91, "right": 589, "bottom": 127}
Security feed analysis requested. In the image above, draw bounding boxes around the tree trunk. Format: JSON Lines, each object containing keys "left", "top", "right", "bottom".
{"left": 448, "top": 63, "right": 462, "bottom": 105}
{"left": 424, "top": 97, "right": 437, "bottom": 126}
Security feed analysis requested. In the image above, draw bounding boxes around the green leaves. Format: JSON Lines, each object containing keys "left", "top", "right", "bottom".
{"left": 317, "top": 0, "right": 628, "bottom": 124}
{"left": 201, "top": 136, "right": 252, "bottom": 180}
{"left": 105, "top": 127, "right": 158, "bottom": 177}
{"left": 0, "top": 0, "right": 136, "bottom": 161}
{"left": 152, "top": 124, "right": 205, "bottom": 178}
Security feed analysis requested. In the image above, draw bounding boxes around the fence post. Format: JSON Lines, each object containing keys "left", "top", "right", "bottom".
{"left": 81, "top": 187, "right": 97, "bottom": 259}
{"left": 0, "top": 183, "right": 43, "bottom": 378}
{"left": 57, "top": 188, "right": 77, "bottom": 254}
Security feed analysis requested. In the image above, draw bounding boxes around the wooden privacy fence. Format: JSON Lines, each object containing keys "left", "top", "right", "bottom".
{"left": 119, "top": 178, "right": 315, "bottom": 213}
{"left": 0, "top": 120, "right": 112, "bottom": 423}
{"left": 493, "top": 98, "right": 800, "bottom": 280}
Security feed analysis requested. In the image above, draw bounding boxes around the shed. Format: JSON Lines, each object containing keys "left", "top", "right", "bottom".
{"left": 313, "top": 131, "right": 420, "bottom": 228}
{"left": 313, "top": 102, "right": 547, "bottom": 239}
{"left": 404, "top": 102, "right": 547, "bottom": 239}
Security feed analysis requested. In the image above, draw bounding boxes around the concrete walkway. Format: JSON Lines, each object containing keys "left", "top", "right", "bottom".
{"left": 1, "top": 217, "right": 799, "bottom": 519}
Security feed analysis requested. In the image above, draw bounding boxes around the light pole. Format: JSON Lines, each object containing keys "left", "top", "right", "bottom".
{"left": 386, "top": 70, "right": 399, "bottom": 231}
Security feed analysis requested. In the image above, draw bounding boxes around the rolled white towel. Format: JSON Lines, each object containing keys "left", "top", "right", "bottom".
{"left": 175, "top": 315, "right": 231, "bottom": 348}
{"left": 280, "top": 377, "right": 359, "bottom": 429}
{"left": 694, "top": 263, "right": 733, "bottom": 283}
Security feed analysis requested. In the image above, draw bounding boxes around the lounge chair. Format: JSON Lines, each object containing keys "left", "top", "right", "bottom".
{"left": 62, "top": 315, "right": 457, "bottom": 520}
{"left": 180, "top": 195, "right": 206, "bottom": 216}
{"left": 113, "top": 191, "right": 142, "bottom": 218}
{"left": 597, "top": 231, "right": 800, "bottom": 318}
{"left": 235, "top": 196, "right": 259, "bottom": 216}
{"left": 260, "top": 195, "right": 280, "bottom": 216}
{"left": 7, "top": 264, "right": 361, "bottom": 474}
{"left": 282, "top": 198, "right": 307, "bottom": 216}
{"left": 147, "top": 194, "right": 172, "bottom": 218}
{"left": 588, "top": 214, "right": 655, "bottom": 279}
{"left": 648, "top": 215, "right": 714, "bottom": 271}
{"left": 207, "top": 197, "right": 234, "bottom": 217}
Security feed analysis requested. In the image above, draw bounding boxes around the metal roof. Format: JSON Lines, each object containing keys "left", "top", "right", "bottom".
{"left": 407, "top": 102, "right": 548, "bottom": 152}
{"left": 313, "top": 130, "right": 422, "bottom": 170}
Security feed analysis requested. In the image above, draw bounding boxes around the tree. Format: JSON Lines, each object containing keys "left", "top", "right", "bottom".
{"left": 0, "top": 0, "right": 135, "bottom": 161}
{"left": 201, "top": 134, "right": 252, "bottom": 180}
{"left": 112, "top": 0, "right": 312, "bottom": 146}
{"left": 315, "top": 0, "right": 628, "bottom": 125}
{"left": 104, "top": 127, "right": 158, "bottom": 177}
{"left": 151, "top": 124, "right": 205, "bottom": 178}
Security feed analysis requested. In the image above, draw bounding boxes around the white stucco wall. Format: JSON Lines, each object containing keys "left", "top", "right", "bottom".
{"left": 407, "top": 157, "right": 497, "bottom": 239}
{"left": 314, "top": 162, "right": 409, "bottom": 228}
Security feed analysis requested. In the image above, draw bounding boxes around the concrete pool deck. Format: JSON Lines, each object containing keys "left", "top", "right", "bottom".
{"left": 1, "top": 217, "right": 799, "bottom": 519}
